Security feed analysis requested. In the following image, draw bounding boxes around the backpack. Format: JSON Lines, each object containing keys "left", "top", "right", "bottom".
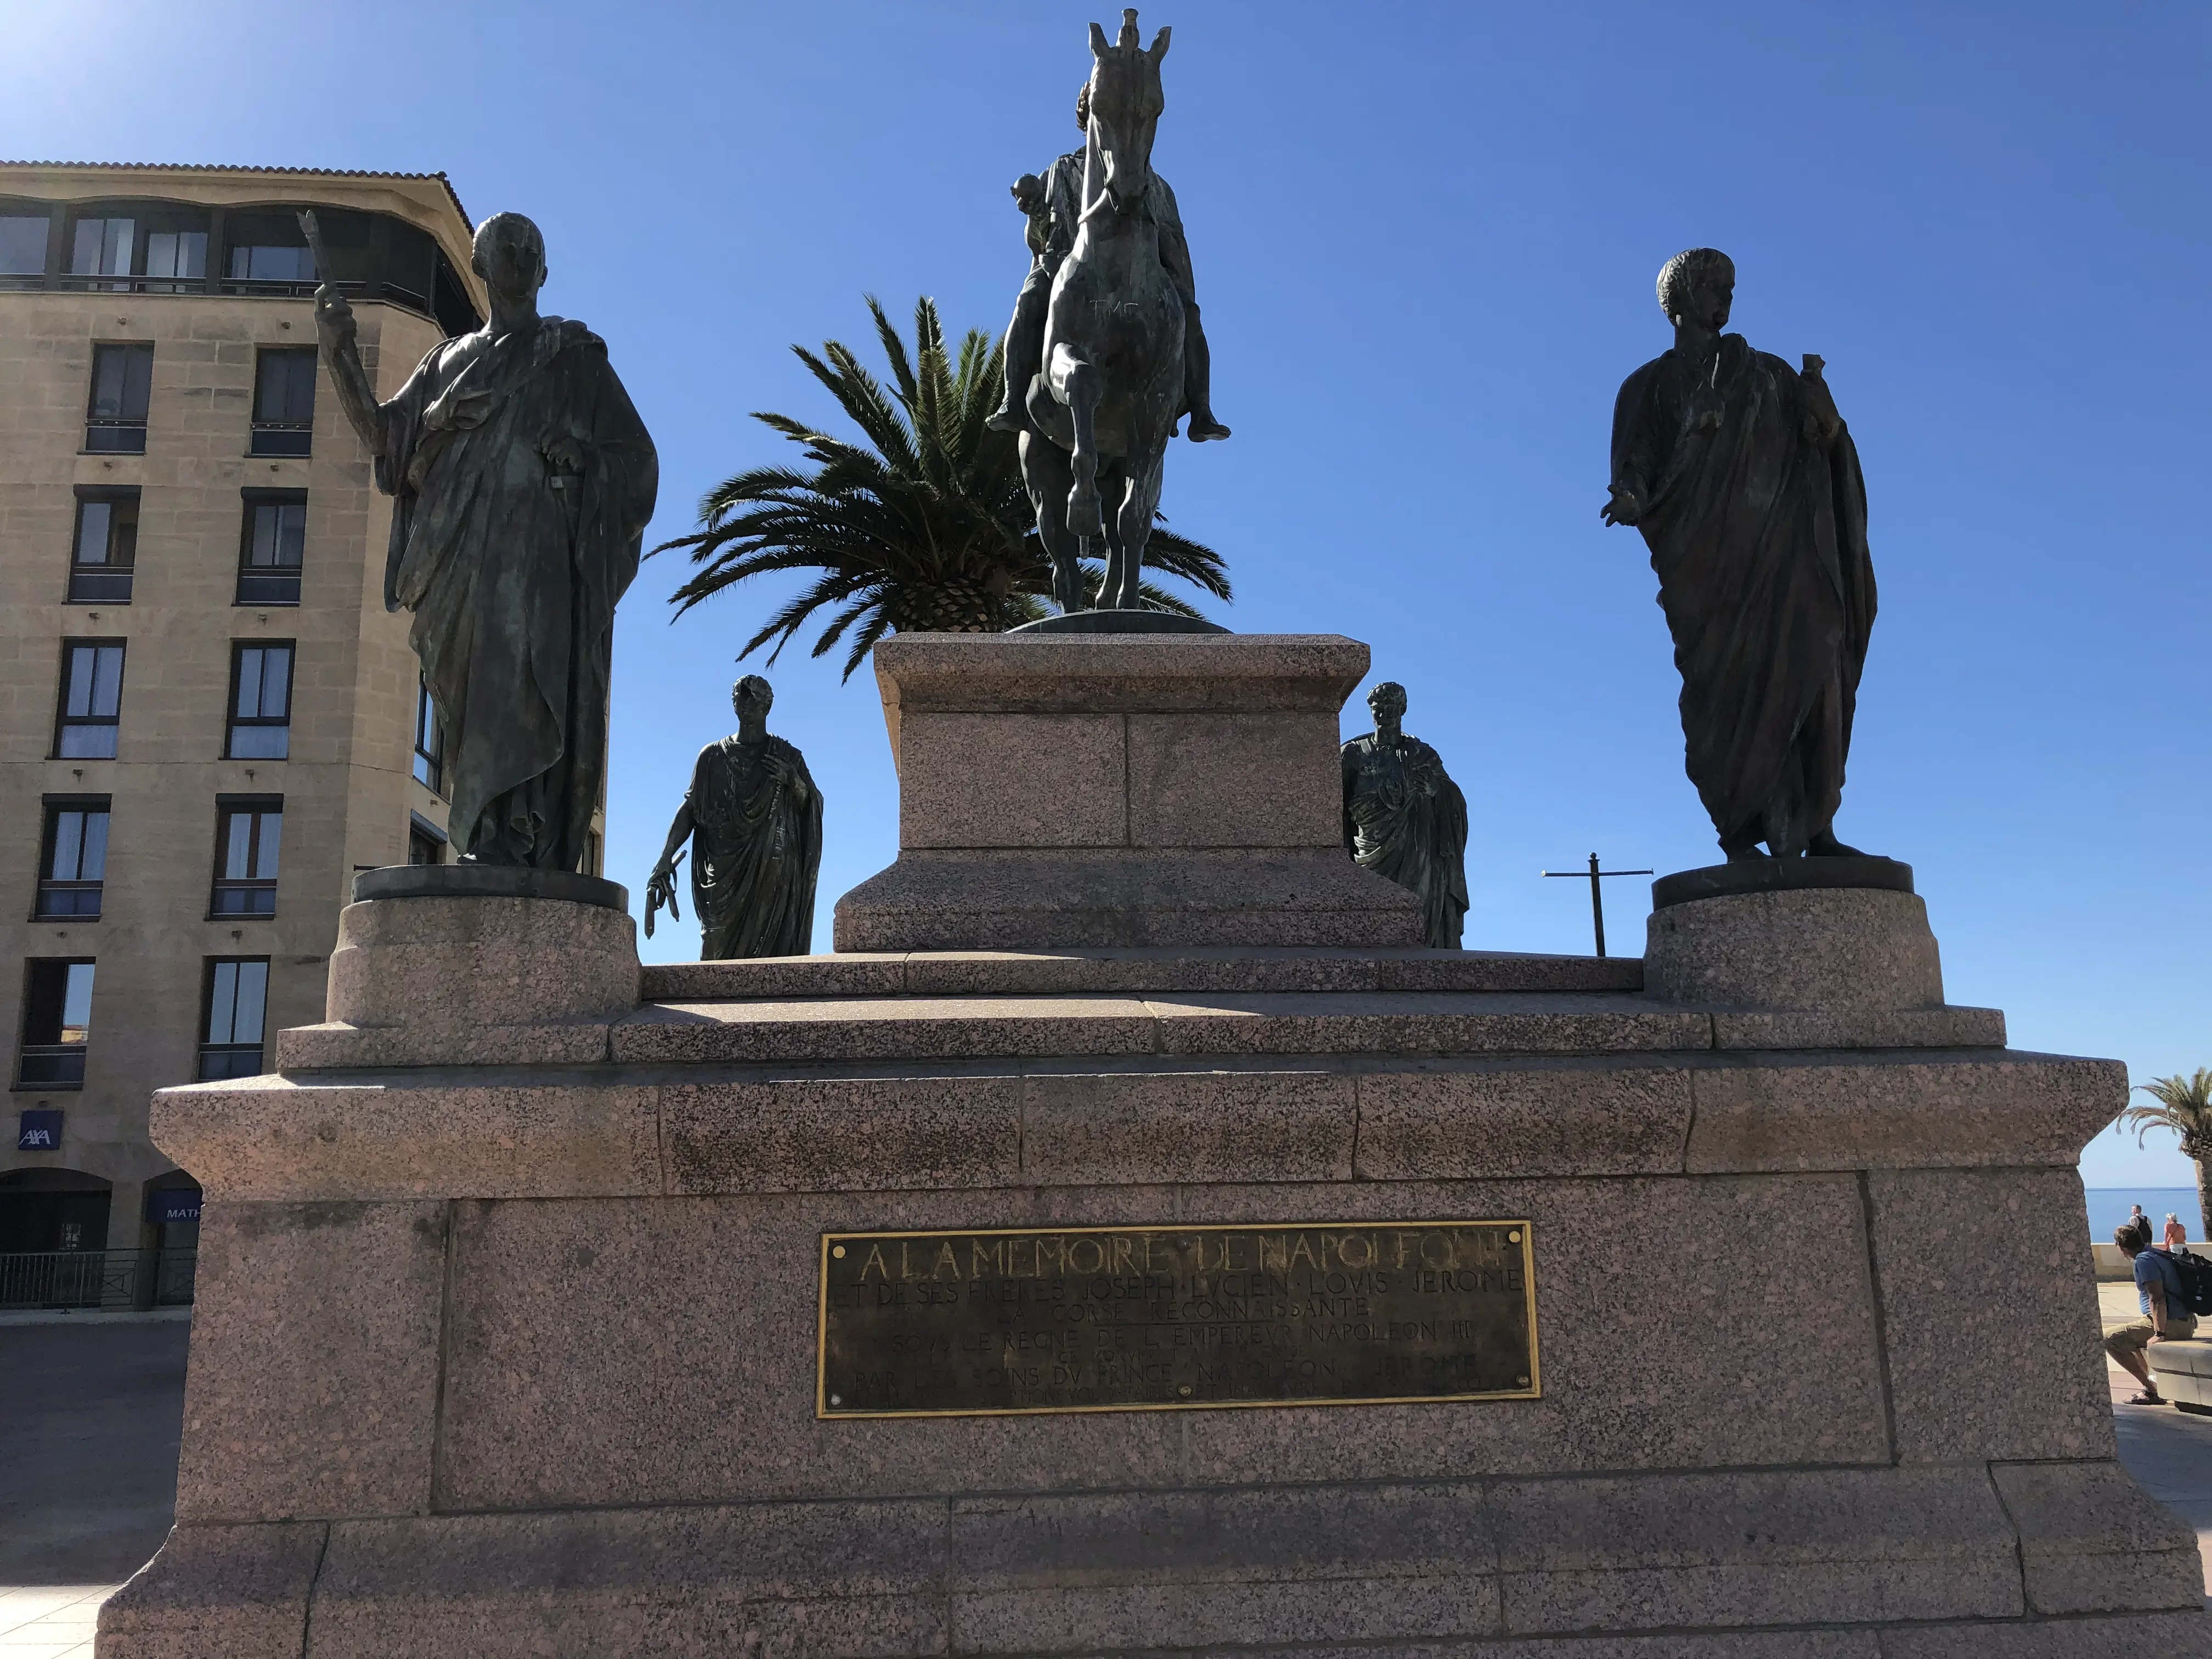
{"left": 2169, "top": 1249, "right": 2212, "bottom": 1319}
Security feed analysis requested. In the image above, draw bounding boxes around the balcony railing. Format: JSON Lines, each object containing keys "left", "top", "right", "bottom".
{"left": 83, "top": 417, "right": 146, "bottom": 455}
{"left": 0, "top": 1248, "right": 196, "bottom": 1310}
{"left": 16, "top": 1043, "right": 87, "bottom": 1087}
{"left": 249, "top": 421, "right": 312, "bottom": 459}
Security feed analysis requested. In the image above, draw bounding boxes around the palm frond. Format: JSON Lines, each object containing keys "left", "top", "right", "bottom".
{"left": 661, "top": 295, "right": 1234, "bottom": 678}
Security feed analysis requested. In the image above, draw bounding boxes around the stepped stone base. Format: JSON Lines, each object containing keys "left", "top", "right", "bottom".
{"left": 833, "top": 633, "right": 1422, "bottom": 951}
{"left": 103, "top": 631, "right": 2209, "bottom": 1657}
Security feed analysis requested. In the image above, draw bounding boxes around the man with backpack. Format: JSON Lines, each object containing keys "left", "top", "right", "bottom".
{"left": 2107, "top": 1220, "right": 2198, "bottom": 1406}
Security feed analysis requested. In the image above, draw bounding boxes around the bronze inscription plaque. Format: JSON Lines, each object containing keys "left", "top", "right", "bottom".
{"left": 817, "top": 1220, "right": 1537, "bottom": 1417}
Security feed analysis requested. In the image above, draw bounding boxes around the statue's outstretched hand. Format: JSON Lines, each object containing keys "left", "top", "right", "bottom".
{"left": 313, "top": 285, "right": 357, "bottom": 353}
{"left": 1600, "top": 484, "right": 1641, "bottom": 528}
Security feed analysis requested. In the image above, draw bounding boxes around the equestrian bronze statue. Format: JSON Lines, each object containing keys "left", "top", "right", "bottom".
{"left": 993, "top": 9, "right": 1228, "bottom": 615}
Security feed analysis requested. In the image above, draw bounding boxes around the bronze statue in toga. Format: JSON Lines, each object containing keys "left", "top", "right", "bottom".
{"left": 1343, "top": 682, "right": 1470, "bottom": 949}
{"left": 1604, "top": 248, "right": 1877, "bottom": 862}
{"left": 314, "top": 212, "right": 657, "bottom": 870}
{"left": 646, "top": 676, "right": 822, "bottom": 960}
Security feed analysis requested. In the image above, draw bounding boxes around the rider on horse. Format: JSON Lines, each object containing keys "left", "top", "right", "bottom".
{"left": 988, "top": 80, "right": 1230, "bottom": 444}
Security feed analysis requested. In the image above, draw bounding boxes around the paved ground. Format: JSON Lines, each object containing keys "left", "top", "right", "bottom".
{"left": 2, "top": 1300, "right": 2208, "bottom": 1655}
{"left": 0, "top": 1314, "right": 189, "bottom": 1658}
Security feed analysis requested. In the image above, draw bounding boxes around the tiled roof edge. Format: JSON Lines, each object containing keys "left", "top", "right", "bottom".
{"left": 0, "top": 162, "right": 471, "bottom": 227}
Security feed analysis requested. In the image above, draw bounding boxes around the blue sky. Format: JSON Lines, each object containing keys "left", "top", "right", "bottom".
{"left": 6, "top": 2, "right": 2206, "bottom": 1184}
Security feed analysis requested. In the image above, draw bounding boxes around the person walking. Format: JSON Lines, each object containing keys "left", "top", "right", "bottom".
{"left": 2166, "top": 1211, "right": 2190, "bottom": 1250}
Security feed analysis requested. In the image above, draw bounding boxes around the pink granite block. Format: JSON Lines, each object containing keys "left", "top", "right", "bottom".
{"left": 898, "top": 710, "right": 1126, "bottom": 848}
{"left": 433, "top": 1189, "right": 1190, "bottom": 1510}
{"left": 173, "top": 1201, "right": 444, "bottom": 1522}
{"left": 95, "top": 1522, "right": 325, "bottom": 1658}
{"left": 1125, "top": 710, "right": 1340, "bottom": 847}
{"left": 1143, "top": 992, "right": 1713, "bottom": 1056}
{"left": 641, "top": 953, "right": 909, "bottom": 1001}
{"left": 1645, "top": 887, "right": 1943, "bottom": 1011}
{"left": 1990, "top": 1460, "right": 2204, "bottom": 1614}
{"left": 1022, "top": 1068, "right": 1357, "bottom": 1184}
{"left": 660, "top": 1073, "right": 1022, "bottom": 1193}
{"left": 1686, "top": 1054, "right": 2125, "bottom": 1175}
{"left": 1867, "top": 1167, "right": 2117, "bottom": 1462}
{"left": 326, "top": 895, "right": 638, "bottom": 1027}
{"left": 1874, "top": 1611, "right": 2212, "bottom": 1657}
{"left": 273, "top": 1019, "right": 614, "bottom": 1070}
{"left": 1354, "top": 1060, "right": 1694, "bottom": 1180}
{"left": 612, "top": 996, "right": 1156, "bottom": 1063}
{"left": 834, "top": 846, "right": 1424, "bottom": 952}
{"left": 1172, "top": 1173, "right": 1889, "bottom": 1483}
{"left": 306, "top": 1502, "right": 947, "bottom": 1658}
{"left": 153, "top": 1075, "right": 661, "bottom": 1202}
{"left": 1493, "top": 1466, "right": 2022, "bottom": 1633}
{"left": 1710, "top": 1006, "right": 2005, "bottom": 1049}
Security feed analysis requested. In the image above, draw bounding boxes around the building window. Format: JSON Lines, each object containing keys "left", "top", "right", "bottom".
{"left": 408, "top": 813, "right": 447, "bottom": 867}
{"left": 36, "top": 799, "right": 109, "bottom": 921}
{"left": 211, "top": 799, "right": 281, "bottom": 917}
{"left": 0, "top": 213, "right": 50, "bottom": 277}
{"left": 411, "top": 676, "right": 445, "bottom": 795}
{"left": 86, "top": 343, "right": 153, "bottom": 453}
{"left": 250, "top": 349, "right": 316, "bottom": 457}
{"left": 70, "top": 216, "right": 134, "bottom": 287}
{"left": 225, "top": 221, "right": 315, "bottom": 284}
{"left": 68, "top": 488, "right": 138, "bottom": 603}
{"left": 237, "top": 493, "right": 306, "bottom": 605}
{"left": 226, "top": 643, "right": 293, "bottom": 759}
{"left": 142, "top": 225, "right": 207, "bottom": 285}
{"left": 18, "top": 960, "right": 94, "bottom": 1088}
{"left": 55, "top": 641, "right": 125, "bottom": 759}
{"left": 198, "top": 958, "right": 269, "bottom": 1081}
{"left": 64, "top": 211, "right": 206, "bottom": 292}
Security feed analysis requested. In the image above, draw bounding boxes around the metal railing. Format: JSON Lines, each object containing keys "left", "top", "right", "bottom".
{"left": 0, "top": 1249, "right": 196, "bottom": 1310}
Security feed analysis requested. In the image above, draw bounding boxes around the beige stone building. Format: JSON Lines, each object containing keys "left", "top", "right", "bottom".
{"left": 0, "top": 163, "right": 486, "bottom": 1301}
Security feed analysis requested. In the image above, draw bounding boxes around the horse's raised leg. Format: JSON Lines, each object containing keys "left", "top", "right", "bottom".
{"left": 1018, "top": 429, "right": 1087, "bottom": 613}
{"left": 1049, "top": 342, "right": 1107, "bottom": 542}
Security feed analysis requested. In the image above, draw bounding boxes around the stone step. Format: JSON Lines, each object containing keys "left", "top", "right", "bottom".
{"left": 639, "top": 947, "right": 1645, "bottom": 1002}
{"left": 611, "top": 990, "right": 1711, "bottom": 1065}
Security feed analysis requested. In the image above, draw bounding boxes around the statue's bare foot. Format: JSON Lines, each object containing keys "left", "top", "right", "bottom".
{"left": 1808, "top": 831, "right": 1866, "bottom": 857}
{"left": 986, "top": 403, "right": 1024, "bottom": 435}
{"left": 1187, "top": 412, "right": 1231, "bottom": 442}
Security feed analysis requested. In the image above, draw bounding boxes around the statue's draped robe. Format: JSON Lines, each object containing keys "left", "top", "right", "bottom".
{"left": 686, "top": 735, "right": 823, "bottom": 960}
{"left": 1342, "top": 733, "right": 1470, "bottom": 949}
{"left": 375, "top": 317, "right": 657, "bottom": 866}
{"left": 1610, "top": 336, "right": 1875, "bottom": 855}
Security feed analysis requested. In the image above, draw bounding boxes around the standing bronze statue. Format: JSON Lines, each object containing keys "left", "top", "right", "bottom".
{"left": 315, "top": 212, "right": 658, "bottom": 869}
{"left": 1342, "top": 682, "right": 1470, "bottom": 949}
{"left": 646, "top": 676, "right": 822, "bottom": 960}
{"left": 1604, "top": 249, "right": 1876, "bottom": 862}
{"left": 994, "top": 9, "right": 1228, "bottom": 615}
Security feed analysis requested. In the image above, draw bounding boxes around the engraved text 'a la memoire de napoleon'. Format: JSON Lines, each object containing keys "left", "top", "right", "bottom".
{"left": 818, "top": 1220, "right": 1538, "bottom": 1418}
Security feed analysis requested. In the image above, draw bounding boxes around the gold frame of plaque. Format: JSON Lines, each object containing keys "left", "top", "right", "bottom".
{"left": 815, "top": 1220, "right": 1540, "bottom": 1419}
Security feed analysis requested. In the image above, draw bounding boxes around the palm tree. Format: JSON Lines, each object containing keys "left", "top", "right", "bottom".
{"left": 2119, "top": 1068, "right": 2212, "bottom": 1242}
{"left": 652, "top": 295, "right": 1231, "bottom": 680}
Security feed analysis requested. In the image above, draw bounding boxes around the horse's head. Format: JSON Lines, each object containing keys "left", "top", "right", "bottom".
{"left": 1084, "top": 9, "right": 1169, "bottom": 218}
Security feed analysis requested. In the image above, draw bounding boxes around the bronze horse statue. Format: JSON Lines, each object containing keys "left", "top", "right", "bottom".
{"left": 1020, "top": 11, "right": 1184, "bottom": 613}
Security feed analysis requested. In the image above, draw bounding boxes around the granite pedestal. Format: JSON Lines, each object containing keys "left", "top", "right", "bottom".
{"left": 103, "top": 637, "right": 2207, "bottom": 1657}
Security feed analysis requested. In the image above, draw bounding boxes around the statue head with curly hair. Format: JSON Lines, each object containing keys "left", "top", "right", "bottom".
{"left": 1656, "top": 247, "right": 1735, "bottom": 330}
